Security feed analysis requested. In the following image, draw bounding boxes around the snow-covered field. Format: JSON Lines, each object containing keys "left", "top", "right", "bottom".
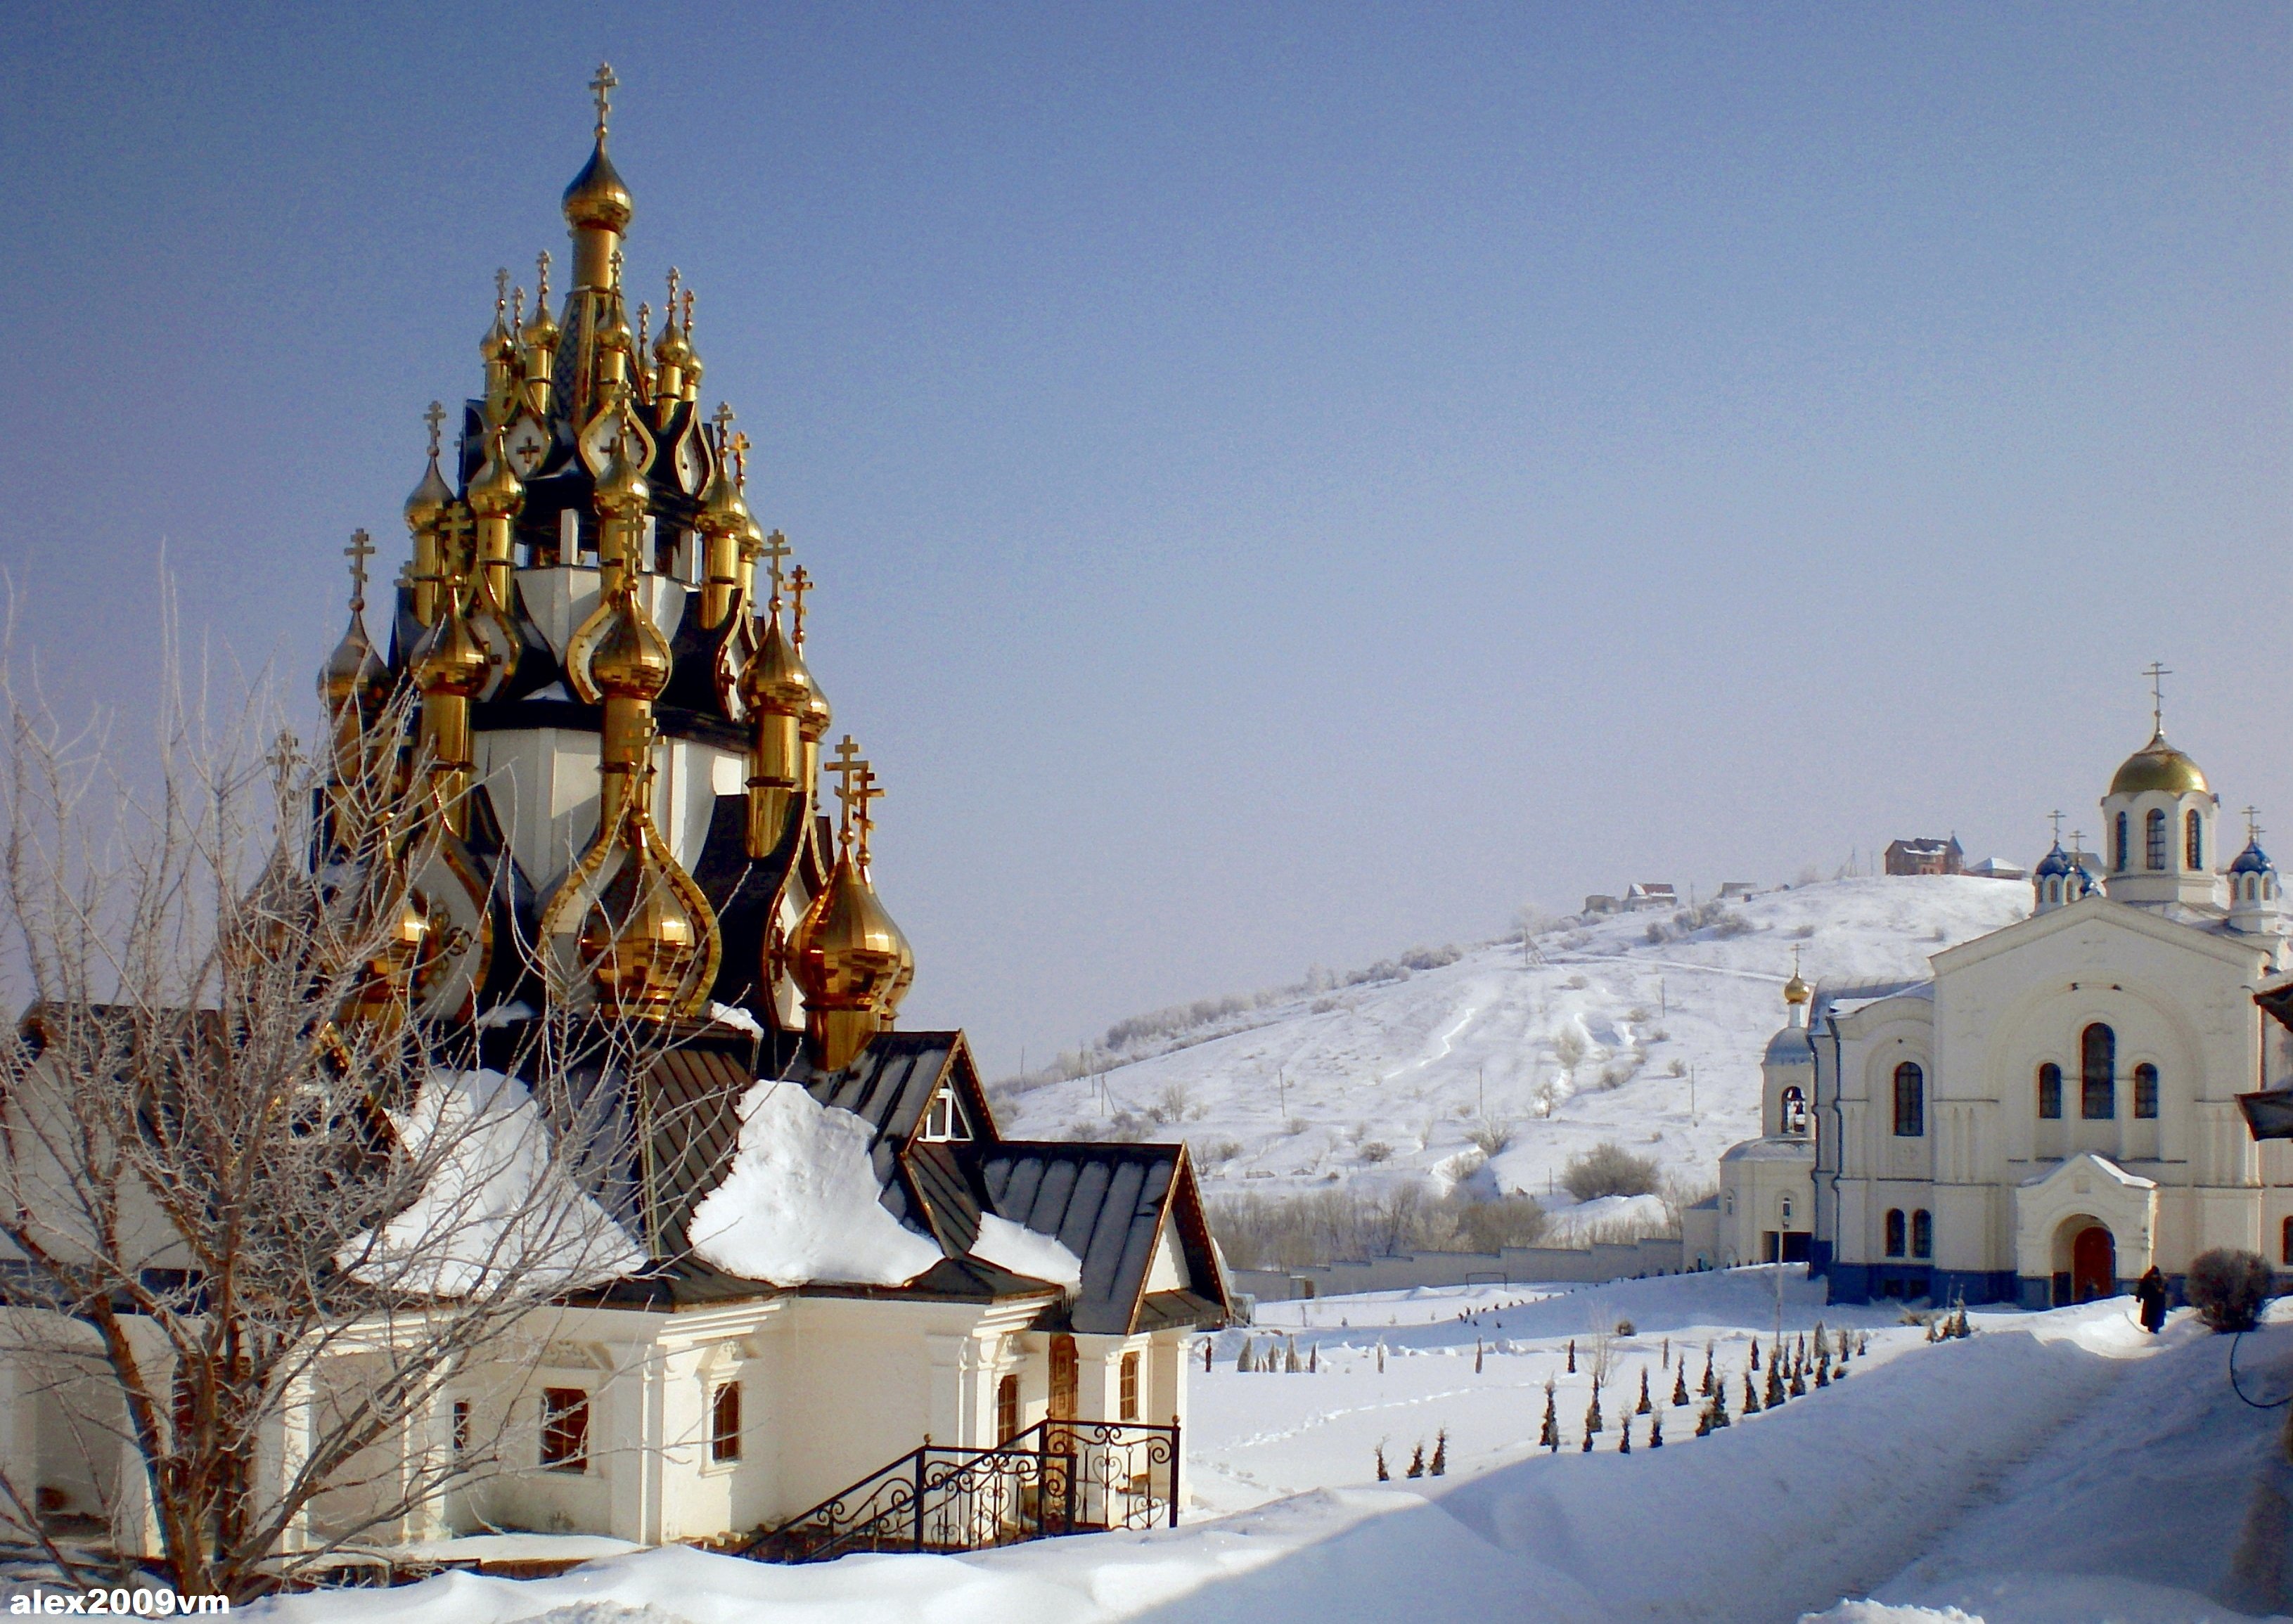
{"left": 1003, "top": 877, "right": 2031, "bottom": 1203}
{"left": 248, "top": 1268, "right": 2290, "bottom": 1624}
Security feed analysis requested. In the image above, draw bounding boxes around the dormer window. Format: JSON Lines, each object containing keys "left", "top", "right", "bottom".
{"left": 920, "top": 1083, "right": 972, "bottom": 1142}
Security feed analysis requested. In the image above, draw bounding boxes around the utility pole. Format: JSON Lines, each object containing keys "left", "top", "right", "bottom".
{"left": 1477, "top": 1063, "right": 1485, "bottom": 1121}
{"left": 1689, "top": 1064, "right": 1696, "bottom": 1124}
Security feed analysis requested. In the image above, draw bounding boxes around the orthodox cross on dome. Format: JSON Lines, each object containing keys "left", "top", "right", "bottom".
{"left": 826, "top": 735, "right": 868, "bottom": 847}
{"left": 2143, "top": 661, "right": 2171, "bottom": 736}
{"left": 264, "top": 730, "right": 302, "bottom": 782}
{"left": 536, "top": 250, "right": 552, "bottom": 305}
{"left": 852, "top": 761, "right": 885, "bottom": 866}
{"left": 608, "top": 247, "right": 624, "bottom": 292}
{"left": 666, "top": 266, "right": 681, "bottom": 323}
{"left": 2048, "top": 808, "right": 2064, "bottom": 846}
{"left": 439, "top": 505, "right": 475, "bottom": 579}
{"left": 589, "top": 62, "right": 618, "bottom": 141}
{"left": 788, "top": 564, "right": 813, "bottom": 644}
{"left": 759, "top": 528, "right": 791, "bottom": 606}
{"left": 729, "top": 431, "right": 750, "bottom": 489}
{"left": 709, "top": 401, "right": 734, "bottom": 455}
{"left": 343, "top": 529, "right": 375, "bottom": 610}
{"left": 493, "top": 268, "right": 510, "bottom": 326}
{"left": 423, "top": 400, "right": 447, "bottom": 460}
{"left": 2070, "top": 828, "right": 2088, "bottom": 861}
{"left": 2247, "top": 806, "right": 2263, "bottom": 844}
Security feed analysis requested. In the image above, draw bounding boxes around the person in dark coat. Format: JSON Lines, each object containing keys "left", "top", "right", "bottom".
{"left": 2136, "top": 1265, "right": 2169, "bottom": 1333}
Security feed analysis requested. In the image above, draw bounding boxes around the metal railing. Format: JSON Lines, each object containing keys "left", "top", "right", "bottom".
{"left": 736, "top": 1418, "right": 1180, "bottom": 1564}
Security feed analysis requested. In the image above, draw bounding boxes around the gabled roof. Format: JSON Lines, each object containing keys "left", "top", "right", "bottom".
{"left": 977, "top": 1142, "right": 1230, "bottom": 1335}
{"left": 1930, "top": 889, "right": 2270, "bottom": 976}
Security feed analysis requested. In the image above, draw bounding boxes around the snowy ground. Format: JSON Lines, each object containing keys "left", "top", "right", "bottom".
{"left": 1001, "top": 877, "right": 2031, "bottom": 1206}
{"left": 245, "top": 1268, "right": 2291, "bottom": 1624}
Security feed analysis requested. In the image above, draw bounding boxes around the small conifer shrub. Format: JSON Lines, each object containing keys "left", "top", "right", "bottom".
{"left": 1671, "top": 1366, "right": 1690, "bottom": 1406}
{"left": 1406, "top": 1442, "right": 1425, "bottom": 1478}
{"left": 1749, "top": 1341, "right": 1761, "bottom": 1372}
{"left": 1700, "top": 1345, "right": 1715, "bottom": 1396}
{"left": 1375, "top": 1443, "right": 1389, "bottom": 1481}
{"left": 1618, "top": 1419, "right": 1631, "bottom": 1453}
{"left": 1567, "top": 1338, "right": 1576, "bottom": 1374}
{"left": 1430, "top": 1428, "right": 1447, "bottom": 1476}
{"left": 1637, "top": 1369, "right": 1653, "bottom": 1414}
{"left": 1649, "top": 1412, "right": 1664, "bottom": 1448}
{"left": 1742, "top": 1369, "right": 1761, "bottom": 1415}
{"left": 1586, "top": 1386, "right": 1603, "bottom": 1435}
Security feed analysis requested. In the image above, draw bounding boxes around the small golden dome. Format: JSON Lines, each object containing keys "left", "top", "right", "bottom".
{"left": 466, "top": 427, "right": 524, "bottom": 517}
{"left": 404, "top": 452, "right": 454, "bottom": 531}
{"left": 563, "top": 138, "right": 634, "bottom": 234}
{"left": 2110, "top": 732, "right": 2209, "bottom": 797}
{"left": 1783, "top": 970, "right": 1811, "bottom": 1006}
{"left": 695, "top": 456, "right": 750, "bottom": 538}
{"left": 413, "top": 595, "right": 491, "bottom": 698}
{"left": 588, "top": 578, "right": 672, "bottom": 701}
{"left": 522, "top": 285, "right": 560, "bottom": 350}
{"left": 736, "top": 614, "right": 821, "bottom": 717}
{"left": 580, "top": 817, "right": 707, "bottom": 1020}
{"left": 594, "top": 423, "right": 650, "bottom": 517}
{"left": 790, "top": 852, "right": 906, "bottom": 1039}
{"left": 319, "top": 612, "right": 389, "bottom": 716}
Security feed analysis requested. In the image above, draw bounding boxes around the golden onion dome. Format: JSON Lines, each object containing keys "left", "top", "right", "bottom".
{"left": 465, "top": 428, "right": 524, "bottom": 517}
{"left": 598, "top": 295, "right": 635, "bottom": 359}
{"left": 404, "top": 451, "right": 454, "bottom": 531}
{"left": 588, "top": 579, "right": 672, "bottom": 701}
{"left": 594, "top": 427, "right": 650, "bottom": 517}
{"left": 413, "top": 595, "right": 492, "bottom": 698}
{"left": 319, "top": 612, "right": 389, "bottom": 715}
{"left": 563, "top": 139, "right": 634, "bottom": 233}
{"left": 2110, "top": 732, "right": 2209, "bottom": 797}
{"left": 1783, "top": 969, "right": 1811, "bottom": 1006}
{"left": 653, "top": 312, "right": 691, "bottom": 370}
{"left": 736, "top": 614, "right": 818, "bottom": 716}
{"left": 579, "top": 820, "right": 706, "bottom": 1019}
{"left": 695, "top": 456, "right": 749, "bottom": 537}
{"left": 788, "top": 853, "right": 906, "bottom": 1016}
{"left": 796, "top": 664, "right": 833, "bottom": 742}
{"left": 480, "top": 313, "right": 515, "bottom": 367}
{"left": 522, "top": 285, "right": 560, "bottom": 349}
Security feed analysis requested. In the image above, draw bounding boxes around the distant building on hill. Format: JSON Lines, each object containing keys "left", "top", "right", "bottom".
{"left": 1717, "top": 881, "right": 1758, "bottom": 900}
{"left": 1885, "top": 836, "right": 1964, "bottom": 876}
{"left": 1625, "top": 882, "right": 1678, "bottom": 910}
{"left": 1583, "top": 894, "right": 1619, "bottom": 914}
{"left": 1963, "top": 856, "right": 2028, "bottom": 881}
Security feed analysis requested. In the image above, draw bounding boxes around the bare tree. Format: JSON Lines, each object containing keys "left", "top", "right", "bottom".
{"left": 0, "top": 652, "right": 678, "bottom": 1599}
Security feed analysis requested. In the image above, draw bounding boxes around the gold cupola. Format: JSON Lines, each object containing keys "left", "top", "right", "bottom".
{"left": 572, "top": 762, "right": 719, "bottom": 1020}
{"left": 736, "top": 554, "right": 816, "bottom": 859}
{"left": 788, "top": 740, "right": 907, "bottom": 1071}
{"left": 319, "top": 529, "right": 392, "bottom": 798}
{"left": 563, "top": 63, "right": 633, "bottom": 292}
{"left": 404, "top": 403, "right": 455, "bottom": 628}
{"left": 693, "top": 406, "right": 751, "bottom": 631}
{"left": 411, "top": 580, "right": 492, "bottom": 835}
{"left": 464, "top": 424, "right": 525, "bottom": 657}
{"left": 652, "top": 269, "right": 692, "bottom": 413}
{"left": 2109, "top": 731, "right": 2209, "bottom": 797}
{"left": 520, "top": 250, "right": 560, "bottom": 417}
{"left": 479, "top": 269, "right": 519, "bottom": 423}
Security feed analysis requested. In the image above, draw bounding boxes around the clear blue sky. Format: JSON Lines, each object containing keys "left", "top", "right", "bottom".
{"left": 1, "top": 4, "right": 2286, "bottom": 1073}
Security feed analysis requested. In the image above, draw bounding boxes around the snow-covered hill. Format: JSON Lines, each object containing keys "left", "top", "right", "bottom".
{"left": 999, "top": 876, "right": 2031, "bottom": 1203}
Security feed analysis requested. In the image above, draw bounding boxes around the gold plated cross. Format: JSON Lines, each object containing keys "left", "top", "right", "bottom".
{"left": 2143, "top": 661, "right": 2171, "bottom": 735}
{"left": 852, "top": 762, "right": 885, "bottom": 863}
{"left": 590, "top": 62, "right": 617, "bottom": 140}
{"left": 667, "top": 267, "right": 682, "bottom": 323}
{"left": 494, "top": 267, "right": 510, "bottom": 321}
{"left": 788, "top": 564, "right": 812, "bottom": 644}
{"left": 759, "top": 529, "right": 792, "bottom": 604}
{"left": 344, "top": 529, "right": 375, "bottom": 607}
{"left": 423, "top": 400, "right": 447, "bottom": 458}
{"left": 439, "top": 505, "right": 475, "bottom": 580}
{"left": 826, "top": 735, "right": 867, "bottom": 844}
{"left": 536, "top": 250, "right": 551, "bottom": 307}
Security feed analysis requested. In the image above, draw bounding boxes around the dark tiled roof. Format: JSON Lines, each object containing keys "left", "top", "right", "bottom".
{"left": 978, "top": 1143, "right": 1228, "bottom": 1335}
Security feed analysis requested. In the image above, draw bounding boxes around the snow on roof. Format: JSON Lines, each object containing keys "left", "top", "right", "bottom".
{"left": 349, "top": 1069, "right": 646, "bottom": 1296}
{"left": 688, "top": 1081, "right": 943, "bottom": 1287}
{"left": 968, "top": 1211, "right": 1084, "bottom": 1293}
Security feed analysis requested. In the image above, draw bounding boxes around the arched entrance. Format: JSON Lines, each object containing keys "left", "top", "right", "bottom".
{"left": 2069, "top": 1224, "right": 2117, "bottom": 1302}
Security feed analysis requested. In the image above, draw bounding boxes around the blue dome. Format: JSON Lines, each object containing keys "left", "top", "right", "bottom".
{"left": 2231, "top": 837, "right": 2275, "bottom": 876}
{"left": 2033, "top": 842, "right": 2077, "bottom": 879}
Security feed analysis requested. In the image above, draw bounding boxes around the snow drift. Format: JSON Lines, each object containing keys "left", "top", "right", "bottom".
{"left": 687, "top": 1081, "right": 942, "bottom": 1287}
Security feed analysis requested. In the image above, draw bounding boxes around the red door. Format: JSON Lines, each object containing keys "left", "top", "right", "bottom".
{"left": 2071, "top": 1225, "right": 2116, "bottom": 1302}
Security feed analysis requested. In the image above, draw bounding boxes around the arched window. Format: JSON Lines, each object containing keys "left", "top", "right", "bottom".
{"left": 996, "top": 1374, "right": 1021, "bottom": 1443}
{"left": 2081, "top": 1024, "right": 2116, "bottom": 1119}
{"left": 1893, "top": 1062, "right": 1925, "bottom": 1138}
{"left": 2114, "top": 811, "right": 2130, "bottom": 872}
{"left": 2283, "top": 1216, "right": 2293, "bottom": 1268}
{"left": 1910, "top": 1209, "right": 1933, "bottom": 1259}
{"left": 2036, "top": 1062, "right": 2062, "bottom": 1120}
{"left": 2145, "top": 808, "right": 2168, "bottom": 870}
{"left": 2133, "top": 1062, "right": 2159, "bottom": 1119}
{"left": 1723, "top": 1190, "right": 1734, "bottom": 1216}
{"left": 1781, "top": 1085, "right": 1807, "bottom": 1135}
{"left": 2186, "top": 810, "right": 2203, "bottom": 870}
{"left": 2045, "top": 878, "right": 2061, "bottom": 905}
{"left": 1780, "top": 1194, "right": 1794, "bottom": 1225}
{"left": 1884, "top": 1209, "right": 1906, "bottom": 1257}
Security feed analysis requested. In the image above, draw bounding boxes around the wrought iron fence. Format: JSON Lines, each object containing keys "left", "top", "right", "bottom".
{"left": 737, "top": 1418, "right": 1180, "bottom": 1564}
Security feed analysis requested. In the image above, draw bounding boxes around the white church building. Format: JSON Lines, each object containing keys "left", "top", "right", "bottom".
{"left": 1763, "top": 721, "right": 2293, "bottom": 1307}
